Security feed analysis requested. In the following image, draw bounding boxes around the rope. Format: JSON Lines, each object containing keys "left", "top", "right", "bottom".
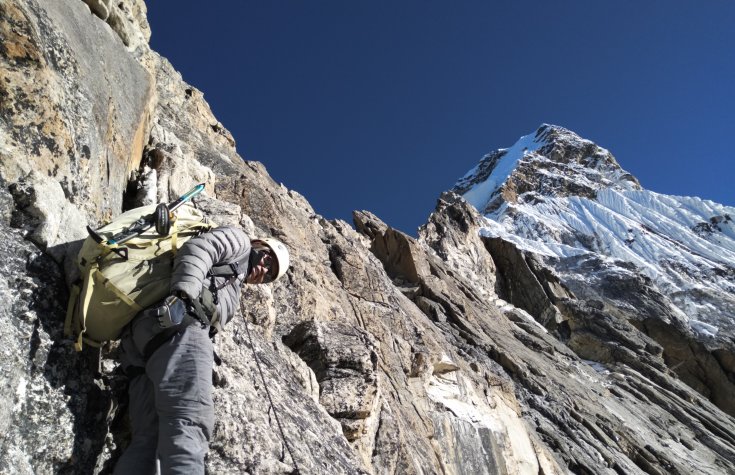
{"left": 239, "top": 301, "right": 301, "bottom": 475}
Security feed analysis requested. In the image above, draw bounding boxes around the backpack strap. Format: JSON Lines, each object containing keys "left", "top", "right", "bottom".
{"left": 209, "top": 254, "right": 249, "bottom": 276}
{"left": 142, "top": 314, "right": 200, "bottom": 361}
{"left": 64, "top": 281, "right": 81, "bottom": 339}
{"left": 208, "top": 255, "right": 250, "bottom": 290}
{"left": 189, "top": 296, "right": 214, "bottom": 326}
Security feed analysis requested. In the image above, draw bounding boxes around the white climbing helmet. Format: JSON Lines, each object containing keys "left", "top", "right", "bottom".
{"left": 252, "top": 238, "right": 290, "bottom": 282}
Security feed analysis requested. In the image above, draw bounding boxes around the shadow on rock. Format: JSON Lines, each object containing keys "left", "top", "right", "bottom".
{"left": 35, "top": 241, "right": 128, "bottom": 474}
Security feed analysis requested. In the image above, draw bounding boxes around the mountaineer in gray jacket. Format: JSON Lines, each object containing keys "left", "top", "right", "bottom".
{"left": 114, "top": 226, "right": 290, "bottom": 475}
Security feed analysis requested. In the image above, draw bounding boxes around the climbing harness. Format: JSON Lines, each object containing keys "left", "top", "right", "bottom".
{"left": 239, "top": 300, "right": 301, "bottom": 475}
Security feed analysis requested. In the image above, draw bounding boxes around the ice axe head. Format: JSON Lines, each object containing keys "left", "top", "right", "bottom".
{"left": 155, "top": 203, "right": 171, "bottom": 236}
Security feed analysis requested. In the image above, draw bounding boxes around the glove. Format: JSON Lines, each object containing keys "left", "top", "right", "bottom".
{"left": 156, "top": 295, "right": 189, "bottom": 328}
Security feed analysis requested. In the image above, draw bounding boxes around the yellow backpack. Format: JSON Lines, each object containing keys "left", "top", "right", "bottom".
{"left": 64, "top": 203, "right": 214, "bottom": 350}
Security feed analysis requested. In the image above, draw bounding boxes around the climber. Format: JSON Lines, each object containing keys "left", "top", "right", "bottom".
{"left": 113, "top": 228, "right": 290, "bottom": 475}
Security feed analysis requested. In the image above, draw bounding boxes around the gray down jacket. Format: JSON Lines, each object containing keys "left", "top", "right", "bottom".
{"left": 170, "top": 226, "right": 251, "bottom": 328}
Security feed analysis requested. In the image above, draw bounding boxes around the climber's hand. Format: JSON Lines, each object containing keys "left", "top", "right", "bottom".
{"left": 246, "top": 264, "right": 267, "bottom": 284}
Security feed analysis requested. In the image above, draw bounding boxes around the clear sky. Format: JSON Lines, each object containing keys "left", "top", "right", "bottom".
{"left": 146, "top": 1, "right": 734, "bottom": 235}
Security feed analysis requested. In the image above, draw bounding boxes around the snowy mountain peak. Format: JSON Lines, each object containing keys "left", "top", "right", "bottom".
{"left": 453, "top": 124, "right": 641, "bottom": 215}
{"left": 453, "top": 124, "right": 735, "bottom": 346}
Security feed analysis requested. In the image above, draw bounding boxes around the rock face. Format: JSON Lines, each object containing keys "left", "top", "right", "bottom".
{"left": 1, "top": 2, "right": 734, "bottom": 474}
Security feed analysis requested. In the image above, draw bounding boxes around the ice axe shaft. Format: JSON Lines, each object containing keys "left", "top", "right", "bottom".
{"left": 167, "top": 183, "right": 205, "bottom": 213}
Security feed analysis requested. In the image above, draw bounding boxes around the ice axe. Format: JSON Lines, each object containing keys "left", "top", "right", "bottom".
{"left": 86, "top": 183, "right": 206, "bottom": 259}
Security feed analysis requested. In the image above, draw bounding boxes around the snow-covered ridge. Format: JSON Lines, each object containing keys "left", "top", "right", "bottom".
{"left": 455, "top": 131, "right": 544, "bottom": 212}
{"left": 455, "top": 124, "right": 735, "bottom": 339}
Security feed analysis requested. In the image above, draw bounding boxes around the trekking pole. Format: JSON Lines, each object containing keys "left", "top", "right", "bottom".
{"left": 239, "top": 301, "right": 301, "bottom": 475}
{"left": 86, "top": 183, "right": 206, "bottom": 259}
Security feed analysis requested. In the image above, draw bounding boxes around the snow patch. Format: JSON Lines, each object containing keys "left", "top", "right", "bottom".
{"left": 582, "top": 360, "right": 610, "bottom": 375}
{"left": 462, "top": 133, "right": 544, "bottom": 212}
{"left": 690, "top": 320, "right": 719, "bottom": 338}
{"left": 478, "top": 214, "right": 589, "bottom": 259}
{"left": 14, "top": 377, "right": 27, "bottom": 412}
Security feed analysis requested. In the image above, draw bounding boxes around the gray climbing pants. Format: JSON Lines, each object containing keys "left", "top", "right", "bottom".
{"left": 114, "top": 311, "right": 214, "bottom": 475}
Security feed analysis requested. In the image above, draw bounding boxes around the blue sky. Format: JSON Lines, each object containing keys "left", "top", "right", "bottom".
{"left": 147, "top": 1, "right": 734, "bottom": 234}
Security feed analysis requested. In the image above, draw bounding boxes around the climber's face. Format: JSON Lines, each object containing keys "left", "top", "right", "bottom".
{"left": 247, "top": 248, "right": 276, "bottom": 284}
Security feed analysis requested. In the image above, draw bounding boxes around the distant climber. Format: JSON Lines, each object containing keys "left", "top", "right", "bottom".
{"left": 112, "top": 227, "right": 289, "bottom": 474}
